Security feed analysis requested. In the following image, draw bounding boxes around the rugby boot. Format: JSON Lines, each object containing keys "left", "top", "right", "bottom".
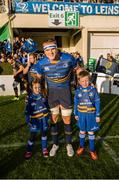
{"left": 90, "top": 151, "right": 98, "bottom": 160}
{"left": 76, "top": 147, "right": 85, "bottom": 156}
{"left": 24, "top": 151, "right": 32, "bottom": 160}
{"left": 66, "top": 144, "right": 74, "bottom": 157}
{"left": 49, "top": 144, "right": 59, "bottom": 157}
{"left": 42, "top": 148, "right": 49, "bottom": 158}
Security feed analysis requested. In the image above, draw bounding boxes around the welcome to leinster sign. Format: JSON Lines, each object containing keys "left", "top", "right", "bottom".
{"left": 15, "top": 1, "right": 119, "bottom": 16}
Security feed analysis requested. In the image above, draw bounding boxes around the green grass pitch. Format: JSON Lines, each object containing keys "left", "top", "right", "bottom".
{"left": 0, "top": 93, "right": 119, "bottom": 179}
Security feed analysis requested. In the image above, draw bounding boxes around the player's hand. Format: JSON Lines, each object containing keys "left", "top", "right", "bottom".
{"left": 75, "top": 116, "right": 79, "bottom": 120}
{"left": 13, "top": 72, "right": 17, "bottom": 77}
{"left": 96, "top": 117, "right": 100, "bottom": 123}
{"left": 27, "top": 60, "right": 31, "bottom": 67}
{"left": 28, "top": 122, "right": 32, "bottom": 127}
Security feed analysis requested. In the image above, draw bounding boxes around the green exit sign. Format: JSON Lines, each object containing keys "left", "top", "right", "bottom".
{"left": 65, "top": 12, "right": 79, "bottom": 27}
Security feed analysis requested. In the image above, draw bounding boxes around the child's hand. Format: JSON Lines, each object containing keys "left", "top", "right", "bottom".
{"left": 25, "top": 115, "right": 30, "bottom": 124}
{"left": 96, "top": 117, "right": 100, "bottom": 123}
{"left": 75, "top": 116, "right": 79, "bottom": 120}
{"left": 28, "top": 122, "right": 32, "bottom": 127}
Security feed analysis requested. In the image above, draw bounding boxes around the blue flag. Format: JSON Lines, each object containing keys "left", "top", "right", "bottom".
{"left": 4, "top": 40, "right": 12, "bottom": 52}
{"left": 21, "top": 38, "right": 37, "bottom": 53}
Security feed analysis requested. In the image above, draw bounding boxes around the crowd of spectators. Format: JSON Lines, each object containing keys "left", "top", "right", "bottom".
{"left": 0, "top": 36, "right": 84, "bottom": 66}
{"left": 0, "top": 36, "right": 119, "bottom": 79}
{"left": 0, "top": 36, "right": 40, "bottom": 64}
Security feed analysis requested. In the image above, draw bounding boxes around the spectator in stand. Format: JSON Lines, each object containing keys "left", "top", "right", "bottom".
{"left": 8, "top": 55, "right": 24, "bottom": 100}
{"left": 23, "top": 53, "right": 37, "bottom": 95}
{"left": 73, "top": 52, "right": 85, "bottom": 87}
{"left": 96, "top": 53, "right": 119, "bottom": 76}
{"left": 106, "top": 53, "right": 119, "bottom": 75}
{"left": 74, "top": 51, "right": 84, "bottom": 67}
{"left": 107, "top": 53, "right": 116, "bottom": 62}
{"left": 20, "top": 51, "right": 28, "bottom": 66}
{"left": 13, "top": 37, "right": 21, "bottom": 54}
{"left": 0, "top": 52, "right": 6, "bottom": 63}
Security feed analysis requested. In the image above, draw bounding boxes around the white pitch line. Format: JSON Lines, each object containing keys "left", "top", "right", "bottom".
{"left": 103, "top": 141, "right": 119, "bottom": 165}
{"left": 0, "top": 135, "right": 119, "bottom": 148}
{"left": 96, "top": 135, "right": 119, "bottom": 140}
{"left": 0, "top": 142, "right": 26, "bottom": 148}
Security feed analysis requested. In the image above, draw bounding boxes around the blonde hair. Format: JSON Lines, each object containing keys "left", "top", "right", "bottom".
{"left": 43, "top": 38, "right": 57, "bottom": 47}
{"left": 77, "top": 70, "right": 91, "bottom": 80}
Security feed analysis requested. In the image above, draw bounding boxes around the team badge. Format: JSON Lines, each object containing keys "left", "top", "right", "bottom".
{"left": 44, "top": 66, "right": 50, "bottom": 71}
{"left": 31, "top": 102, "right": 36, "bottom": 106}
{"left": 78, "top": 93, "right": 82, "bottom": 97}
{"left": 89, "top": 92, "right": 93, "bottom": 97}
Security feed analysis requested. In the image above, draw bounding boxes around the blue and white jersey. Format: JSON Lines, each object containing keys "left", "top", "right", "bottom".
{"left": 74, "top": 85, "right": 100, "bottom": 117}
{"left": 25, "top": 93, "right": 48, "bottom": 119}
{"left": 30, "top": 52, "right": 77, "bottom": 88}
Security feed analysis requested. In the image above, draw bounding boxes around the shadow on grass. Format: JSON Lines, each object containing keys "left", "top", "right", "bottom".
{"left": 0, "top": 147, "right": 34, "bottom": 179}
{"left": 100, "top": 108, "right": 118, "bottom": 132}
{"left": 0, "top": 146, "right": 26, "bottom": 178}
{"left": 96, "top": 109, "right": 119, "bottom": 153}
{"left": 0, "top": 144, "right": 50, "bottom": 178}
{"left": 0, "top": 123, "right": 26, "bottom": 140}
{"left": 100, "top": 97, "right": 118, "bottom": 118}
{"left": 0, "top": 100, "right": 15, "bottom": 107}
{"left": 0, "top": 96, "right": 25, "bottom": 107}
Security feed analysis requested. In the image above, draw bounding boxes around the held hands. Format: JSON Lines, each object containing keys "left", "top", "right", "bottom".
{"left": 28, "top": 122, "right": 32, "bottom": 127}
{"left": 75, "top": 116, "right": 79, "bottom": 121}
{"left": 25, "top": 115, "right": 30, "bottom": 124}
{"left": 96, "top": 117, "right": 100, "bottom": 123}
{"left": 25, "top": 116, "right": 32, "bottom": 127}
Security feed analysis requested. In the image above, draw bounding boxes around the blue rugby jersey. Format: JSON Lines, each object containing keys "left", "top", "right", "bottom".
{"left": 74, "top": 85, "right": 100, "bottom": 117}
{"left": 25, "top": 93, "right": 48, "bottom": 119}
{"left": 30, "top": 52, "right": 77, "bottom": 88}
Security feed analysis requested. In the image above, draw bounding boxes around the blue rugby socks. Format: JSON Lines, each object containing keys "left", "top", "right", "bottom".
{"left": 79, "top": 133, "right": 86, "bottom": 148}
{"left": 64, "top": 124, "right": 72, "bottom": 144}
{"left": 26, "top": 132, "right": 36, "bottom": 152}
{"left": 88, "top": 134, "right": 95, "bottom": 152}
{"left": 27, "top": 140, "right": 34, "bottom": 152}
{"left": 41, "top": 131, "right": 47, "bottom": 150}
{"left": 51, "top": 123, "right": 59, "bottom": 145}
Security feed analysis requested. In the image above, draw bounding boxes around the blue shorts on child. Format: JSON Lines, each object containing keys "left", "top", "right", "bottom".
{"left": 77, "top": 112, "right": 100, "bottom": 132}
{"left": 29, "top": 117, "right": 49, "bottom": 133}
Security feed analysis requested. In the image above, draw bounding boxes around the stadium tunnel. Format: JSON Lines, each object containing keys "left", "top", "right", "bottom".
{"left": 13, "top": 27, "right": 82, "bottom": 53}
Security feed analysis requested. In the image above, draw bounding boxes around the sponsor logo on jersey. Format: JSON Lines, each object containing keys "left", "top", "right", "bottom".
{"left": 63, "top": 62, "right": 68, "bottom": 68}
{"left": 31, "top": 102, "right": 36, "bottom": 106}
